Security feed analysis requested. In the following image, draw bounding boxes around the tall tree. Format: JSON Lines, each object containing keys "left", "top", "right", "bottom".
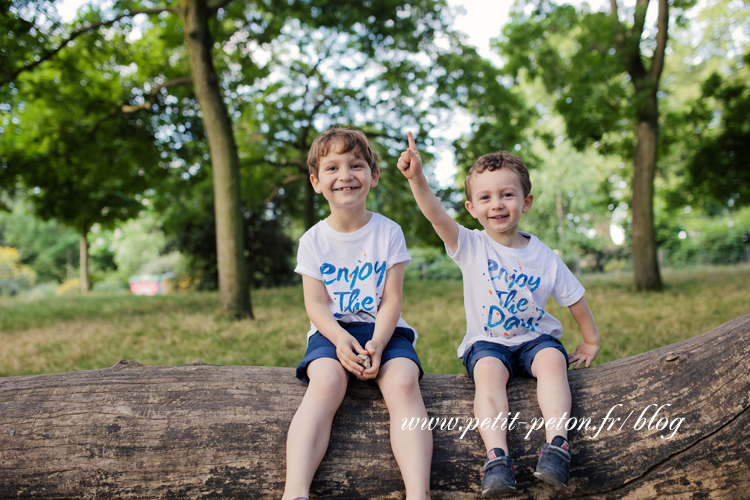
{"left": 0, "top": 24, "right": 163, "bottom": 292}
{"left": 1, "top": 0, "right": 458, "bottom": 316}
{"left": 499, "top": 0, "right": 697, "bottom": 291}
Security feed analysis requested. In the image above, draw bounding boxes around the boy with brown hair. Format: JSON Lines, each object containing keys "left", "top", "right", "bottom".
{"left": 282, "top": 127, "right": 432, "bottom": 500}
{"left": 398, "top": 132, "right": 599, "bottom": 496}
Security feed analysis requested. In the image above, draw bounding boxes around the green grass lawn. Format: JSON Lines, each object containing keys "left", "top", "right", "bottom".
{"left": 1, "top": 264, "right": 748, "bottom": 378}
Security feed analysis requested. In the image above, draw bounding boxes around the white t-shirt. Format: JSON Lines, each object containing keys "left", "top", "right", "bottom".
{"left": 295, "top": 212, "right": 416, "bottom": 341}
{"left": 448, "top": 225, "right": 585, "bottom": 358}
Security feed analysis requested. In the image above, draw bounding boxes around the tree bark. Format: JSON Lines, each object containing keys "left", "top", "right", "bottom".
{"left": 178, "top": 0, "right": 252, "bottom": 318}
{"left": 79, "top": 227, "right": 90, "bottom": 293}
{"left": 618, "top": 0, "right": 666, "bottom": 292}
{"left": 1, "top": 314, "right": 748, "bottom": 499}
{"left": 631, "top": 93, "right": 663, "bottom": 291}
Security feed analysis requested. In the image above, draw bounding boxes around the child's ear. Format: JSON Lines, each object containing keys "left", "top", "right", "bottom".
{"left": 465, "top": 199, "right": 478, "bottom": 219}
{"left": 310, "top": 174, "right": 323, "bottom": 194}
{"left": 370, "top": 167, "right": 380, "bottom": 188}
{"left": 522, "top": 193, "right": 534, "bottom": 213}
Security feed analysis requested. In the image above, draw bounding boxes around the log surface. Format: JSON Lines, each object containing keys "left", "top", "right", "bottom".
{"left": 1, "top": 313, "right": 749, "bottom": 499}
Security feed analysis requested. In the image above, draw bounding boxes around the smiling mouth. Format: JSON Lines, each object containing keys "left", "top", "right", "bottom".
{"left": 490, "top": 215, "right": 509, "bottom": 220}
{"left": 335, "top": 186, "right": 359, "bottom": 192}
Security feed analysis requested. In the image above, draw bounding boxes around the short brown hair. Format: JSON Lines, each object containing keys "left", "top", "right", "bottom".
{"left": 464, "top": 151, "right": 532, "bottom": 201}
{"left": 307, "top": 127, "right": 380, "bottom": 178}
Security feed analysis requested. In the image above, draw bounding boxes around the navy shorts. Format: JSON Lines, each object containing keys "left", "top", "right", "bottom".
{"left": 296, "top": 321, "right": 423, "bottom": 384}
{"left": 463, "top": 334, "right": 569, "bottom": 382}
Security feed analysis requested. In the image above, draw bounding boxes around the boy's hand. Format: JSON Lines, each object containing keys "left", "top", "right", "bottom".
{"left": 335, "top": 334, "right": 370, "bottom": 378}
{"left": 397, "top": 131, "right": 424, "bottom": 180}
{"left": 359, "top": 339, "right": 383, "bottom": 380}
{"left": 569, "top": 341, "right": 599, "bottom": 369}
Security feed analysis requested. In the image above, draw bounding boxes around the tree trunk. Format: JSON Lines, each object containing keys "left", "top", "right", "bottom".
{"left": 617, "top": 0, "right": 667, "bottom": 292}
{"left": 178, "top": 0, "right": 252, "bottom": 318}
{"left": 631, "top": 101, "right": 663, "bottom": 291}
{"left": 2, "top": 314, "right": 748, "bottom": 498}
{"left": 79, "top": 227, "right": 90, "bottom": 293}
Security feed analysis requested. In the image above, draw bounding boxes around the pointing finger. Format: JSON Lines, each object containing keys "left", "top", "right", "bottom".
{"left": 407, "top": 131, "right": 418, "bottom": 153}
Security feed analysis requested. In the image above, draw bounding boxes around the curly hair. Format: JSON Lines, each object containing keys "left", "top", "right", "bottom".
{"left": 306, "top": 127, "right": 380, "bottom": 178}
{"left": 464, "top": 151, "right": 532, "bottom": 201}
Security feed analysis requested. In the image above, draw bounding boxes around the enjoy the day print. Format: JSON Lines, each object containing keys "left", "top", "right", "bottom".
{"left": 485, "top": 258, "right": 546, "bottom": 337}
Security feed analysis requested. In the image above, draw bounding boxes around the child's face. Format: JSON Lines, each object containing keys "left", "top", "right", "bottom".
{"left": 310, "top": 143, "right": 379, "bottom": 212}
{"left": 465, "top": 167, "right": 533, "bottom": 242}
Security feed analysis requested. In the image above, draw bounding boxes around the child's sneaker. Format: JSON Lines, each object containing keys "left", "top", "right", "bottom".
{"left": 533, "top": 436, "right": 571, "bottom": 488}
{"left": 481, "top": 448, "right": 516, "bottom": 496}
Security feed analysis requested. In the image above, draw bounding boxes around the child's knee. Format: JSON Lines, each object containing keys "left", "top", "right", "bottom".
{"left": 378, "top": 360, "right": 421, "bottom": 400}
{"left": 474, "top": 356, "right": 510, "bottom": 382}
{"left": 531, "top": 348, "right": 568, "bottom": 377}
{"left": 307, "top": 359, "right": 348, "bottom": 398}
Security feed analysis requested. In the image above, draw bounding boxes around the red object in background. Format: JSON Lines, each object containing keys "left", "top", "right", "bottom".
{"left": 128, "top": 273, "right": 174, "bottom": 296}
{"left": 129, "top": 281, "right": 161, "bottom": 296}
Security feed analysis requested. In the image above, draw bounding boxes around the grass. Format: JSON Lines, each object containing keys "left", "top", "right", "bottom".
{"left": 1, "top": 264, "right": 748, "bottom": 378}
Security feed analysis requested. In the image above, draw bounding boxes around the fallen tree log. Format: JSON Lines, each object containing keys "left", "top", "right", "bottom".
{"left": 1, "top": 313, "right": 749, "bottom": 499}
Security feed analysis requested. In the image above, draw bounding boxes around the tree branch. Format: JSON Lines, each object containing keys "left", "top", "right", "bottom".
{"left": 630, "top": 0, "right": 649, "bottom": 43}
{"left": 649, "top": 0, "right": 669, "bottom": 83}
{"left": 262, "top": 173, "right": 306, "bottom": 206}
{"left": 609, "top": 0, "right": 619, "bottom": 18}
{"left": 618, "top": 0, "right": 648, "bottom": 82}
{"left": 1, "top": 7, "right": 174, "bottom": 87}
{"left": 207, "top": 0, "right": 237, "bottom": 13}
{"left": 121, "top": 76, "right": 194, "bottom": 113}
{"left": 609, "top": 0, "right": 626, "bottom": 51}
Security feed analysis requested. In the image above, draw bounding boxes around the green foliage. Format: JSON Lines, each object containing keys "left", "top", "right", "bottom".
{"left": 1, "top": 24, "right": 166, "bottom": 233}
{"left": 522, "top": 135, "right": 624, "bottom": 271}
{"left": 679, "top": 54, "right": 750, "bottom": 209}
{"left": 231, "top": 2, "right": 478, "bottom": 246}
{"left": 440, "top": 44, "right": 534, "bottom": 177}
{"left": 0, "top": 245, "right": 36, "bottom": 295}
{"left": 404, "top": 246, "right": 462, "bottom": 281}
{"left": 497, "top": 1, "right": 674, "bottom": 157}
{"left": 0, "top": 0, "right": 64, "bottom": 98}
{"left": 659, "top": 206, "right": 750, "bottom": 268}
{"left": 0, "top": 199, "right": 79, "bottom": 282}
{"left": 167, "top": 208, "right": 296, "bottom": 290}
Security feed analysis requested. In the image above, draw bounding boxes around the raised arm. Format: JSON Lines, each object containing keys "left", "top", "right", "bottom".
{"left": 397, "top": 132, "right": 459, "bottom": 253}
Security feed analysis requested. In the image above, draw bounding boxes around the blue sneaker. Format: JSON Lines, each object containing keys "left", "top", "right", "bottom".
{"left": 481, "top": 448, "right": 516, "bottom": 496}
{"left": 533, "top": 437, "right": 571, "bottom": 488}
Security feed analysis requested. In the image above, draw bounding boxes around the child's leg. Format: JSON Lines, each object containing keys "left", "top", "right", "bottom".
{"left": 472, "top": 357, "right": 511, "bottom": 454}
{"left": 531, "top": 347, "right": 572, "bottom": 443}
{"left": 376, "top": 358, "right": 432, "bottom": 500}
{"left": 282, "top": 358, "right": 348, "bottom": 500}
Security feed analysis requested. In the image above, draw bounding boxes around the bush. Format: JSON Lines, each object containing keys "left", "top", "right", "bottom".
{"left": 0, "top": 246, "right": 36, "bottom": 296}
{"left": 662, "top": 207, "right": 750, "bottom": 268}
{"left": 56, "top": 278, "right": 82, "bottom": 295}
{"left": 404, "top": 246, "right": 462, "bottom": 281}
{"left": 24, "top": 282, "right": 60, "bottom": 299}
{"left": 92, "top": 276, "right": 129, "bottom": 292}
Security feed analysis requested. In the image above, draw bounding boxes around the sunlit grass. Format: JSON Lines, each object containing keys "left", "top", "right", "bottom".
{"left": 1, "top": 264, "right": 748, "bottom": 377}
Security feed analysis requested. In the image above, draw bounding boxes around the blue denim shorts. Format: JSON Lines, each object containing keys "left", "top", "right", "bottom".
{"left": 463, "top": 334, "right": 569, "bottom": 381}
{"left": 296, "top": 321, "right": 423, "bottom": 384}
